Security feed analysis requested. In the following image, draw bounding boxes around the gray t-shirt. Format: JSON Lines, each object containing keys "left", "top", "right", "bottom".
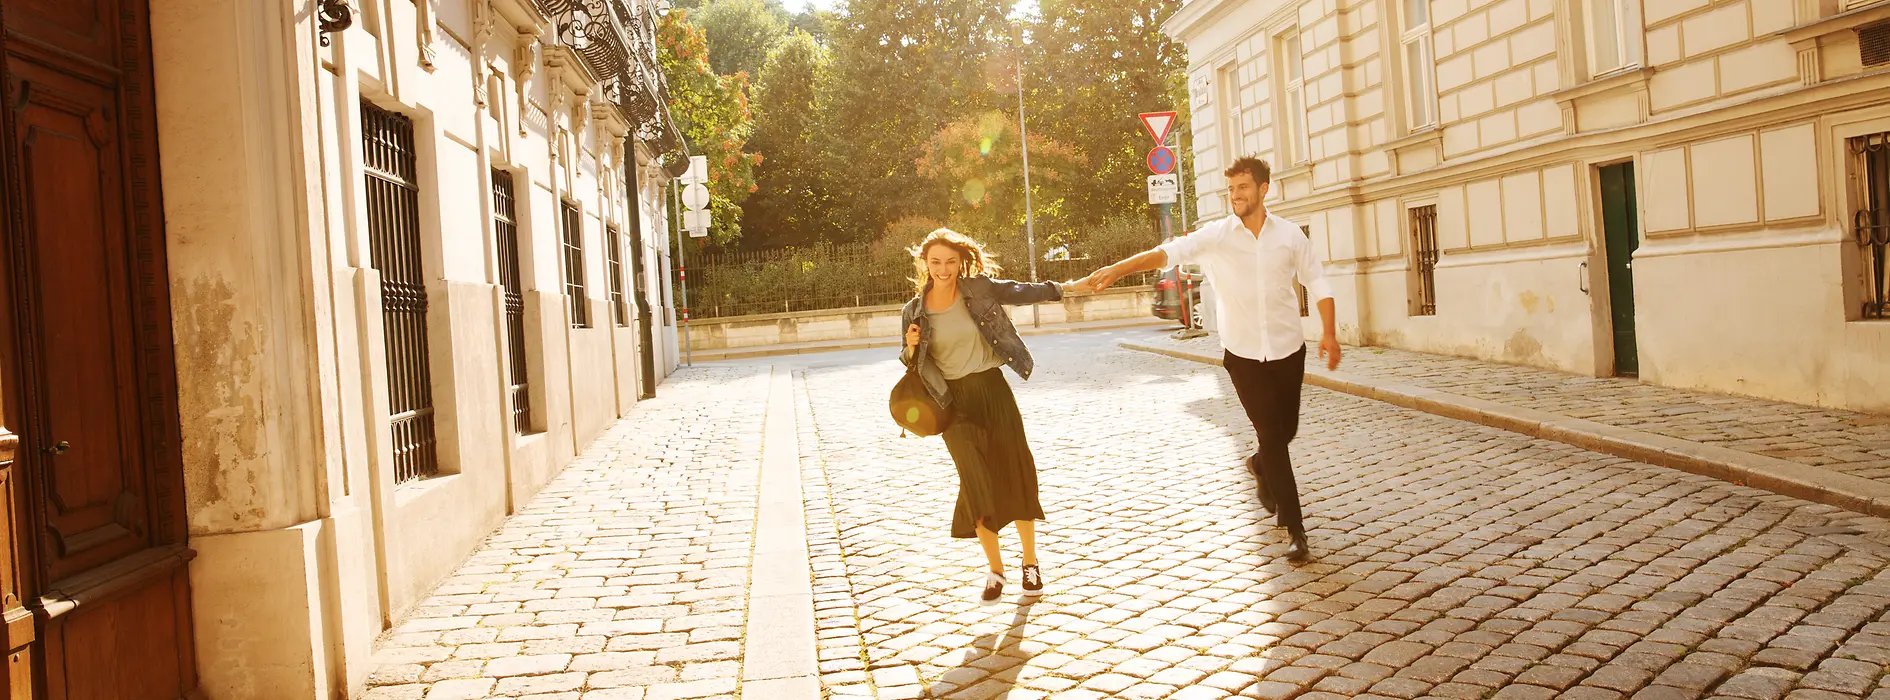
{"left": 926, "top": 298, "right": 1005, "bottom": 380}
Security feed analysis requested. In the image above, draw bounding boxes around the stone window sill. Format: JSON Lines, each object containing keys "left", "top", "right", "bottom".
{"left": 1551, "top": 67, "right": 1655, "bottom": 104}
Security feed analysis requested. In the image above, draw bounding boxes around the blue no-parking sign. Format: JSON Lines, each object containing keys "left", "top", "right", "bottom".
{"left": 1147, "top": 146, "right": 1176, "bottom": 175}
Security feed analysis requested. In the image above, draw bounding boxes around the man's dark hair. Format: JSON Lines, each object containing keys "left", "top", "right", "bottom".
{"left": 1223, "top": 156, "right": 1271, "bottom": 184}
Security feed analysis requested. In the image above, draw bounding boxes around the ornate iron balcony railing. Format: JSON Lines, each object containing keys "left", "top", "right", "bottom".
{"left": 538, "top": 0, "right": 684, "bottom": 166}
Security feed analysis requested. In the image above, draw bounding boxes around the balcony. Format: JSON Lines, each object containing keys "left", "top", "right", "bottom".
{"left": 538, "top": 0, "right": 685, "bottom": 170}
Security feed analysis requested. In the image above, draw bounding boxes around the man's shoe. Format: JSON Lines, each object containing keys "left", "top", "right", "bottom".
{"left": 1285, "top": 532, "right": 1312, "bottom": 563}
{"left": 1246, "top": 456, "right": 1276, "bottom": 514}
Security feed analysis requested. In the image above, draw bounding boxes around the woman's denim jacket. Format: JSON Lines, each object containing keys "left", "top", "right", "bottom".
{"left": 899, "top": 275, "right": 1063, "bottom": 409}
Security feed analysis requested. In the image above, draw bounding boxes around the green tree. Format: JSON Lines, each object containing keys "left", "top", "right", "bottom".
{"left": 743, "top": 31, "right": 839, "bottom": 249}
{"left": 658, "top": 9, "right": 762, "bottom": 246}
{"left": 914, "top": 110, "right": 1085, "bottom": 252}
{"left": 786, "top": 9, "right": 836, "bottom": 42}
{"left": 693, "top": 0, "right": 791, "bottom": 79}
{"left": 1024, "top": 0, "right": 1192, "bottom": 236}
{"left": 823, "top": 0, "right": 1015, "bottom": 241}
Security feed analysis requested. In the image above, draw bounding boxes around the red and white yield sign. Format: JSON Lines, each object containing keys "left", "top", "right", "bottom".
{"left": 1139, "top": 111, "right": 1179, "bottom": 144}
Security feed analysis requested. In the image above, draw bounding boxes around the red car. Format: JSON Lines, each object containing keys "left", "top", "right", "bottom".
{"left": 1151, "top": 266, "right": 1204, "bottom": 321}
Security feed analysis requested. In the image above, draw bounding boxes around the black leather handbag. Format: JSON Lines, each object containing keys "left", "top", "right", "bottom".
{"left": 890, "top": 365, "right": 951, "bottom": 437}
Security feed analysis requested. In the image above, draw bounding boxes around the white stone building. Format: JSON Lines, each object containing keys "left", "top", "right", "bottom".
{"left": 1166, "top": 0, "right": 1890, "bottom": 413}
{"left": 0, "top": 0, "right": 688, "bottom": 697}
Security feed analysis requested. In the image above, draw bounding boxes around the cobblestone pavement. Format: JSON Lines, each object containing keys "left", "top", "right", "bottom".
{"left": 364, "top": 366, "right": 770, "bottom": 700}
{"left": 1143, "top": 332, "right": 1890, "bottom": 481}
{"left": 802, "top": 331, "right": 1890, "bottom": 700}
{"left": 362, "top": 328, "right": 1890, "bottom": 700}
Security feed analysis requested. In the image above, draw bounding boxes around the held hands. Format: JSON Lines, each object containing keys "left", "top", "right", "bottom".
{"left": 1082, "top": 265, "right": 1123, "bottom": 293}
{"left": 1318, "top": 333, "right": 1342, "bottom": 371}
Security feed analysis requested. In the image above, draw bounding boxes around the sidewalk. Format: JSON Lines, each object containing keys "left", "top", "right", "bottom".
{"left": 1124, "top": 332, "right": 1890, "bottom": 518}
{"left": 364, "top": 366, "right": 821, "bottom": 700}
{"left": 688, "top": 316, "right": 1173, "bottom": 363}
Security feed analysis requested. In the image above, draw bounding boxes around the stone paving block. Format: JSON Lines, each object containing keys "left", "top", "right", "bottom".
{"left": 420, "top": 677, "right": 493, "bottom": 700}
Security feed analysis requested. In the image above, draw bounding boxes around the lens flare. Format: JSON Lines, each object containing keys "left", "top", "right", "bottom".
{"left": 962, "top": 179, "right": 987, "bottom": 204}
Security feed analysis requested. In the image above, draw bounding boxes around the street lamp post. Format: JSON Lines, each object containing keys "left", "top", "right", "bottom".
{"left": 1015, "top": 29, "right": 1041, "bottom": 328}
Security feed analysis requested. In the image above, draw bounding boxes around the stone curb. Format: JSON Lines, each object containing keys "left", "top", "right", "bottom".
{"left": 740, "top": 368, "right": 819, "bottom": 698}
{"left": 691, "top": 318, "right": 1175, "bottom": 362}
{"left": 1121, "top": 341, "right": 1890, "bottom": 520}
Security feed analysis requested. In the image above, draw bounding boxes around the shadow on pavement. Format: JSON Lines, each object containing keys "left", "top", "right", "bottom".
{"left": 924, "top": 600, "right": 1039, "bottom": 698}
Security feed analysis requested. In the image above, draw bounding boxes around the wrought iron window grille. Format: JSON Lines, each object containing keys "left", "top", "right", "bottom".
{"left": 493, "top": 170, "right": 535, "bottom": 433}
{"left": 1855, "top": 131, "right": 1890, "bottom": 320}
{"left": 562, "top": 200, "right": 592, "bottom": 328}
{"left": 1410, "top": 205, "right": 1440, "bottom": 317}
{"left": 607, "top": 225, "right": 629, "bottom": 327}
{"left": 362, "top": 103, "right": 440, "bottom": 483}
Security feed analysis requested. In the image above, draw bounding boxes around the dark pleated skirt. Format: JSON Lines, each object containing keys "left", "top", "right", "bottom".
{"left": 942, "top": 367, "right": 1044, "bottom": 539}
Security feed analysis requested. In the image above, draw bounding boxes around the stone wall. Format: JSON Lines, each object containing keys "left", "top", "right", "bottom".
{"left": 685, "top": 286, "right": 1160, "bottom": 350}
{"left": 1167, "top": 0, "right": 1890, "bottom": 414}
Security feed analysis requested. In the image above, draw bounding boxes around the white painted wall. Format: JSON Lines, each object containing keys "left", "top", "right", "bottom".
{"left": 155, "top": 1, "right": 684, "bottom": 697}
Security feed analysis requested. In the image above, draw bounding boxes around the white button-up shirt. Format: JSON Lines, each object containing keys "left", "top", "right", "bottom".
{"left": 1158, "top": 212, "right": 1334, "bottom": 363}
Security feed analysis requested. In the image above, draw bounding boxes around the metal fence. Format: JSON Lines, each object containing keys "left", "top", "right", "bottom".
{"left": 684, "top": 243, "right": 910, "bottom": 319}
{"left": 680, "top": 239, "right": 1160, "bottom": 320}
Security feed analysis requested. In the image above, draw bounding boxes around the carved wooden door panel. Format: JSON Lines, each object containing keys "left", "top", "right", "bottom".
{"left": 0, "top": 0, "right": 197, "bottom": 698}
{"left": 14, "top": 61, "right": 148, "bottom": 584}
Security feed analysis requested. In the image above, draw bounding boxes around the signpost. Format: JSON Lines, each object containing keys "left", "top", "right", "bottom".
{"left": 1146, "top": 174, "right": 1178, "bottom": 205}
{"left": 1147, "top": 145, "right": 1176, "bottom": 175}
{"left": 1139, "top": 111, "right": 1177, "bottom": 144}
{"left": 1140, "top": 110, "right": 1205, "bottom": 339}
{"left": 675, "top": 155, "right": 709, "bottom": 365}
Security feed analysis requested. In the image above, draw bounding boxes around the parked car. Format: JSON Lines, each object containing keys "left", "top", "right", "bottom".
{"left": 1151, "top": 266, "right": 1204, "bottom": 321}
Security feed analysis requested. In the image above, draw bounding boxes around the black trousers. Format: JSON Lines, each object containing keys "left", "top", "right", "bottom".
{"left": 1223, "top": 347, "right": 1306, "bottom": 534}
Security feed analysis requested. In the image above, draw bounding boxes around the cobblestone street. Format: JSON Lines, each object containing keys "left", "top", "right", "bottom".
{"left": 369, "top": 329, "right": 1890, "bottom": 700}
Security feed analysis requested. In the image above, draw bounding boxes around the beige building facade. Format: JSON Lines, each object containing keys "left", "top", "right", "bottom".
{"left": 1167, "top": 0, "right": 1890, "bottom": 413}
{"left": 141, "top": 0, "right": 685, "bottom": 697}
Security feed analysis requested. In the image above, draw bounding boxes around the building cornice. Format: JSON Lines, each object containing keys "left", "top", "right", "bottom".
{"left": 1777, "top": 1, "right": 1890, "bottom": 44}
{"left": 490, "top": 0, "right": 549, "bottom": 36}
{"left": 1162, "top": 0, "right": 1244, "bottom": 42}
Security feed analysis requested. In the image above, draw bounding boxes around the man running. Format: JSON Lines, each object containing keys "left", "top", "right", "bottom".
{"left": 1083, "top": 155, "right": 1338, "bottom": 563}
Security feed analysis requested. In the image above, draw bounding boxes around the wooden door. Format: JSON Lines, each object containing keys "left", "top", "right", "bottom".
{"left": 0, "top": 0, "right": 197, "bottom": 698}
{"left": 1599, "top": 162, "right": 1640, "bottom": 377}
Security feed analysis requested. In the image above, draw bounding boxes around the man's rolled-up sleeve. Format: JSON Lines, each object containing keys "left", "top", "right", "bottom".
{"left": 1298, "top": 235, "right": 1334, "bottom": 304}
{"left": 1156, "top": 229, "right": 1206, "bottom": 268}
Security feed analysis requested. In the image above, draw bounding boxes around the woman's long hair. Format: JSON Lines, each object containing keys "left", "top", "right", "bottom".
{"left": 908, "top": 228, "right": 1001, "bottom": 295}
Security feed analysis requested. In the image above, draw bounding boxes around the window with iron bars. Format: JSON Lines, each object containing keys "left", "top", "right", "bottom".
{"left": 362, "top": 102, "right": 439, "bottom": 483}
{"left": 1410, "top": 205, "right": 1440, "bottom": 316}
{"left": 562, "top": 200, "right": 591, "bottom": 328}
{"left": 607, "top": 225, "right": 629, "bottom": 327}
{"left": 492, "top": 170, "right": 534, "bottom": 434}
{"left": 1855, "top": 131, "right": 1890, "bottom": 320}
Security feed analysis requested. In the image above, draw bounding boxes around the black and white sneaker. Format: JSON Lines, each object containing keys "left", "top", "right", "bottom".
{"left": 1021, "top": 565, "right": 1044, "bottom": 597}
{"left": 980, "top": 571, "right": 1004, "bottom": 606}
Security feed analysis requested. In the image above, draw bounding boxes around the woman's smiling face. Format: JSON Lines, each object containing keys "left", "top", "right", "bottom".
{"left": 925, "top": 243, "right": 963, "bottom": 285}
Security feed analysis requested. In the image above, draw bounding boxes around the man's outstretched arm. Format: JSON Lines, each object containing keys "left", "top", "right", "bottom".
{"left": 1084, "top": 247, "right": 1170, "bottom": 292}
